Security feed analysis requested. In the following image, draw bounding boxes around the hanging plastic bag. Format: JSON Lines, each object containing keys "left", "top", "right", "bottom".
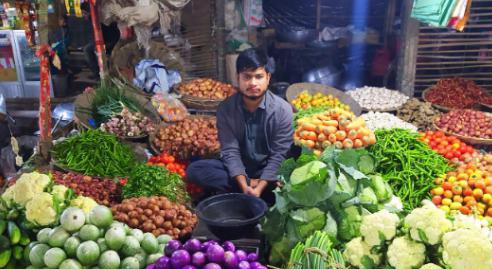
{"left": 243, "top": 0, "right": 263, "bottom": 27}
{"left": 151, "top": 93, "right": 188, "bottom": 122}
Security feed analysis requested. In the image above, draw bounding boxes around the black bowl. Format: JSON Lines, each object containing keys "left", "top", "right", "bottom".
{"left": 195, "top": 193, "right": 268, "bottom": 240}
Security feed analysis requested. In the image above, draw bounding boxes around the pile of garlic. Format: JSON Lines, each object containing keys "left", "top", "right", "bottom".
{"left": 348, "top": 86, "right": 409, "bottom": 111}
{"left": 361, "top": 111, "right": 418, "bottom": 132}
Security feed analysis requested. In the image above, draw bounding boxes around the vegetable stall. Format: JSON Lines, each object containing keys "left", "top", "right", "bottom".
{"left": 3, "top": 75, "right": 492, "bottom": 269}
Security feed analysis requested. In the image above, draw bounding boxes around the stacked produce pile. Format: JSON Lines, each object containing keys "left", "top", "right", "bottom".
{"left": 367, "top": 129, "right": 451, "bottom": 210}
{"left": 291, "top": 91, "right": 350, "bottom": 112}
{"left": 52, "top": 130, "right": 136, "bottom": 177}
{"left": 430, "top": 164, "right": 492, "bottom": 217}
{"left": 342, "top": 203, "right": 492, "bottom": 269}
{"left": 435, "top": 109, "right": 492, "bottom": 139}
{"left": 122, "top": 164, "right": 188, "bottom": 203}
{"left": 452, "top": 152, "right": 492, "bottom": 172}
{"left": 419, "top": 131, "right": 475, "bottom": 161}
{"left": 424, "top": 77, "right": 490, "bottom": 109}
{"left": 0, "top": 172, "right": 99, "bottom": 268}
{"left": 361, "top": 111, "right": 417, "bottom": 131}
{"left": 111, "top": 196, "right": 197, "bottom": 239}
{"left": 294, "top": 108, "right": 376, "bottom": 155}
{"left": 52, "top": 171, "right": 123, "bottom": 206}
{"left": 147, "top": 238, "right": 268, "bottom": 269}
{"left": 26, "top": 206, "right": 170, "bottom": 269}
{"left": 347, "top": 86, "right": 409, "bottom": 111}
{"left": 153, "top": 116, "right": 219, "bottom": 159}
{"left": 263, "top": 148, "right": 400, "bottom": 265}
{"left": 100, "top": 107, "right": 155, "bottom": 138}
{"left": 147, "top": 152, "right": 203, "bottom": 195}
{"left": 397, "top": 98, "right": 440, "bottom": 130}
{"left": 178, "top": 78, "right": 235, "bottom": 100}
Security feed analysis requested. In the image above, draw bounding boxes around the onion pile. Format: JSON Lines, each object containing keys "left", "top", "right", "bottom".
{"left": 112, "top": 196, "right": 197, "bottom": 238}
{"left": 52, "top": 171, "right": 123, "bottom": 206}
{"left": 153, "top": 116, "right": 220, "bottom": 159}
{"left": 435, "top": 110, "right": 492, "bottom": 139}
{"left": 148, "top": 239, "right": 267, "bottom": 269}
{"left": 100, "top": 107, "right": 155, "bottom": 137}
{"left": 178, "top": 78, "right": 235, "bottom": 100}
{"left": 347, "top": 86, "right": 409, "bottom": 111}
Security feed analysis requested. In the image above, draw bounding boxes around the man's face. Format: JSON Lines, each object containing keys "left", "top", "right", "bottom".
{"left": 238, "top": 67, "right": 271, "bottom": 100}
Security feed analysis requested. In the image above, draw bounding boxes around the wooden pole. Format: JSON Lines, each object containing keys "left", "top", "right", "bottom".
{"left": 89, "top": 0, "right": 108, "bottom": 82}
{"left": 316, "top": 0, "right": 321, "bottom": 31}
{"left": 37, "top": 0, "right": 52, "bottom": 161}
{"left": 396, "top": 0, "right": 419, "bottom": 96}
{"left": 215, "top": 0, "right": 226, "bottom": 81}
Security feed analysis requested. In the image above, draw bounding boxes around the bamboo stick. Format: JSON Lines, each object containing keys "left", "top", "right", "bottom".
{"left": 417, "top": 60, "right": 492, "bottom": 65}
{"left": 419, "top": 32, "right": 492, "bottom": 36}
{"left": 417, "top": 55, "right": 492, "bottom": 60}
{"left": 417, "top": 72, "right": 492, "bottom": 77}
{"left": 419, "top": 38, "right": 492, "bottom": 42}
{"left": 418, "top": 41, "right": 492, "bottom": 48}
{"left": 416, "top": 77, "right": 492, "bottom": 82}
{"left": 417, "top": 49, "right": 492, "bottom": 53}
{"left": 417, "top": 64, "right": 492, "bottom": 70}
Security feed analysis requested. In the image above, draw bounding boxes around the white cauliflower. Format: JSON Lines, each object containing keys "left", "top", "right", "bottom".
{"left": 442, "top": 228, "right": 492, "bottom": 269}
{"left": 404, "top": 204, "right": 452, "bottom": 245}
{"left": 360, "top": 209, "right": 400, "bottom": 247}
{"left": 12, "top": 172, "right": 51, "bottom": 206}
{"left": 70, "top": 196, "right": 98, "bottom": 213}
{"left": 51, "top": 184, "right": 68, "bottom": 200}
{"left": 387, "top": 236, "right": 426, "bottom": 269}
{"left": 25, "top": 192, "right": 57, "bottom": 226}
{"left": 343, "top": 237, "right": 381, "bottom": 269}
{"left": 383, "top": 195, "right": 403, "bottom": 213}
{"left": 420, "top": 263, "right": 442, "bottom": 269}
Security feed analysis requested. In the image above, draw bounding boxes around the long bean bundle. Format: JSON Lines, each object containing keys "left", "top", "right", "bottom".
{"left": 52, "top": 129, "right": 136, "bottom": 177}
{"left": 367, "top": 129, "right": 451, "bottom": 211}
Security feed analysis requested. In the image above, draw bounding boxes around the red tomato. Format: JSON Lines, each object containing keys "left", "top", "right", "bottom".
{"left": 467, "top": 146, "right": 475, "bottom": 154}
{"left": 435, "top": 131, "right": 444, "bottom": 137}
{"left": 444, "top": 152, "right": 454, "bottom": 159}
{"left": 432, "top": 196, "right": 442, "bottom": 205}
{"left": 442, "top": 182, "right": 453, "bottom": 191}
{"left": 426, "top": 131, "right": 434, "bottom": 137}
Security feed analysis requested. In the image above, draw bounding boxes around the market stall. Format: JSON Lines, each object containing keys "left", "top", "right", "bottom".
{"left": 2, "top": 0, "right": 492, "bottom": 269}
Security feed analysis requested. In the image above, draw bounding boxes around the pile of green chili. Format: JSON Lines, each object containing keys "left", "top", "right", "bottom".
{"left": 123, "top": 164, "right": 189, "bottom": 203}
{"left": 367, "top": 128, "right": 451, "bottom": 211}
{"left": 52, "top": 129, "right": 136, "bottom": 177}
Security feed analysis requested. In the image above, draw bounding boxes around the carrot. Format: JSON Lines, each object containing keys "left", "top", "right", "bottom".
{"left": 328, "top": 134, "right": 337, "bottom": 143}
{"left": 346, "top": 118, "right": 365, "bottom": 130}
{"left": 354, "top": 139, "right": 363, "bottom": 148}
{"left": 322, "top": 126, "right": 338, "bottom": 135}
{"left": 324, "top": 120, "right": 339, "bottom": 127}
{"left": 336, "top": 130, "right": 347, "bottom": 141}
{"left": 318, "top": 133, "right": 327, "bottom": 142}
{"left": 347, "top": 130, "right": 358, "bottom": 140}
{"left": 306, "top": 131, "right": 318, "bottom": 141}
{"left": 334, "top": 141, "right": 343, "bottom": 149}
{"left": 343, "top": 139, "right": 354, "bottom": 149}
{"left": 305, "top": 140, "right": 316, "bottom": 149}
{"left": 301, "top": 122, "right": 317, "bottom": 132}
{"left": 322, "top": 140, "right": 332, "bottom": 148}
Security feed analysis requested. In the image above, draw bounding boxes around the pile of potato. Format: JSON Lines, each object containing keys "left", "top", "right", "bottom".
{"left": 112, "top": 196, "right": 197, "bottom": 238}
{"left": 178, "top": 78, "right": 235, "bottom": 100}
{"left": 153, "top": 116, "right": 220, "bottom": 159}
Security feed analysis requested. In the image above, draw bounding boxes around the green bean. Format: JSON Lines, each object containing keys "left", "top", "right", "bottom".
{"left": 368, "top": 129, "right": 451, "bottom": 211}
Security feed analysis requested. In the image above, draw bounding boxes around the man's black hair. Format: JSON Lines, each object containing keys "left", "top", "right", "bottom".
{"left": 236, "top": 48, "right": 274, "bottom": 74}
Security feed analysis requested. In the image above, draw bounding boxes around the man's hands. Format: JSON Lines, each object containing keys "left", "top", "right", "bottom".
{"left": 235, "top": 176, "right": 268, "bottom": 198}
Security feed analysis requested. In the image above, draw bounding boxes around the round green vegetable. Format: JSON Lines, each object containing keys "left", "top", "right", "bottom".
{"left": 64, "top": 236, "right": 81, "bottom": 257}
{"left": 97, "top": 238, "right": 108, "bottom": 253}
{"left": 121, "top": 236, "right": 140, "bottom": 257}
{"left": 29, "top": 244, "right": 50, "bottom": 267}
{"left": 60, "top": 207, "right": 86, "bottom": 232}
{"left": 156, "top": 234, "right": 172, "bottom": 245}
{"left": 37, "top": 228, "right": 52, "bottom": 244}
{"left": 76, "top": 241, "right": 100, "bottom": 266}
{"left": 141, "top": 233, "right": 158, "bottom": 254}
{"left": 59, "top": 258, "right": 83, "bottom": 269}
{"left": 121, "top": 257, "right": 140, "bottom": 269}
{"left": 48, "top": 227, "right": 70, "bottom": 248}
{"left": 105, "top": 226, "right": 126, "bottom": 250}
{"left": 79, "top": 225, "right": 100, "bottom": 241}
{"left": 133, "top": 253, "right": 146, "bottom": 269}
{"left": 130, "top": 229, "right": 143, "bottom": 242}
{"left": 146, "top": 253, "right": 163, "bottom": 265}
{"left": 98, "top": 250, "right": 120, "bottom": 269}
{"left": 89, "top": 206, "right": 113, "bottom": 229}
{"left": 43, "top": 247, "right": 66, "bottom": 268}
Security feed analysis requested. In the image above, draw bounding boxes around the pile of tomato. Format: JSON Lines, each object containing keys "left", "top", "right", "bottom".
{"left": 420, "top": 131, "right": 475, "bottom": 160}
{"left": 430, "top": 163, "right": 492, "bottom": 217}
{"left": 147, "top": 152, "right": 203, "bottom": 195}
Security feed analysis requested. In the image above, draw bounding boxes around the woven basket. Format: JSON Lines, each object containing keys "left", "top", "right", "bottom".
{"left": 286, "top": 82, "right": 362, "bottom": 115}
{"left": 109, "top": 39, "right": 185, "bottom": 98}
{"left": 74, "top": 89, "right": 161, "bottom": 140}
{"left": 149, "top": 115, "right": 220, "bottom": 161}
{"left": 173, "top": 80, "right": 236, "bottom": 111}
{"left": 433, "top": 119, "right": 492, "bottom": 145}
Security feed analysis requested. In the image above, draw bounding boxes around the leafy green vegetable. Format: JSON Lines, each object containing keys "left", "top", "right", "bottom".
{"left": 290, "top": 161, "right": 327, "bottom": 185}
{"left": 287, "top": 231, "right": 334, "bottom": 269}
{"left": 123, "top": 164, "right": 188, "bottom": 202}
{"left": 370, "top": 174, "right": 393, "bottom": 202}
{"left": 89, "top": 83, "right": 140, "bottom": 125}
{"left": 337, "top": 206, "right": 362, "bottom": 241}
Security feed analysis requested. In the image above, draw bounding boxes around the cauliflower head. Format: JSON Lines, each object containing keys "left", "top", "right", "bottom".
{"left": 12, "top": 172, "right": 51, "bottom": 206}
{"left": 25, "top": 192, "right": 56, "bottom": 226}
{"left": 404, "top": 204, "right": 452, "bottom": 245}
{"left": 1, "top": 185, "right": 15, "bottom": 202}
{"left": 51, "top": 185, "right": 68, "bottom": 200}
{"left": 343, "top": 237, "right": 381, "bottom": 269}
{"left": 70, "top": 196, "right": 98, "bottom": 213}
{"left": 420, "top": 264, "right": 443, "bottom": 269}
{"left": 387, "top": 236, "right": 426, "bottom": 269}
{"left": 360, "top": 209, "right": 400, "bottom": 247}
{"left": 442, "top": 228, "right": 492, "bottom": 269}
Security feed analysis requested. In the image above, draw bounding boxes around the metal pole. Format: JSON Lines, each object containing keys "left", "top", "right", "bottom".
{"left": 89, "top": 0, "right": 108, "bottom": 82}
